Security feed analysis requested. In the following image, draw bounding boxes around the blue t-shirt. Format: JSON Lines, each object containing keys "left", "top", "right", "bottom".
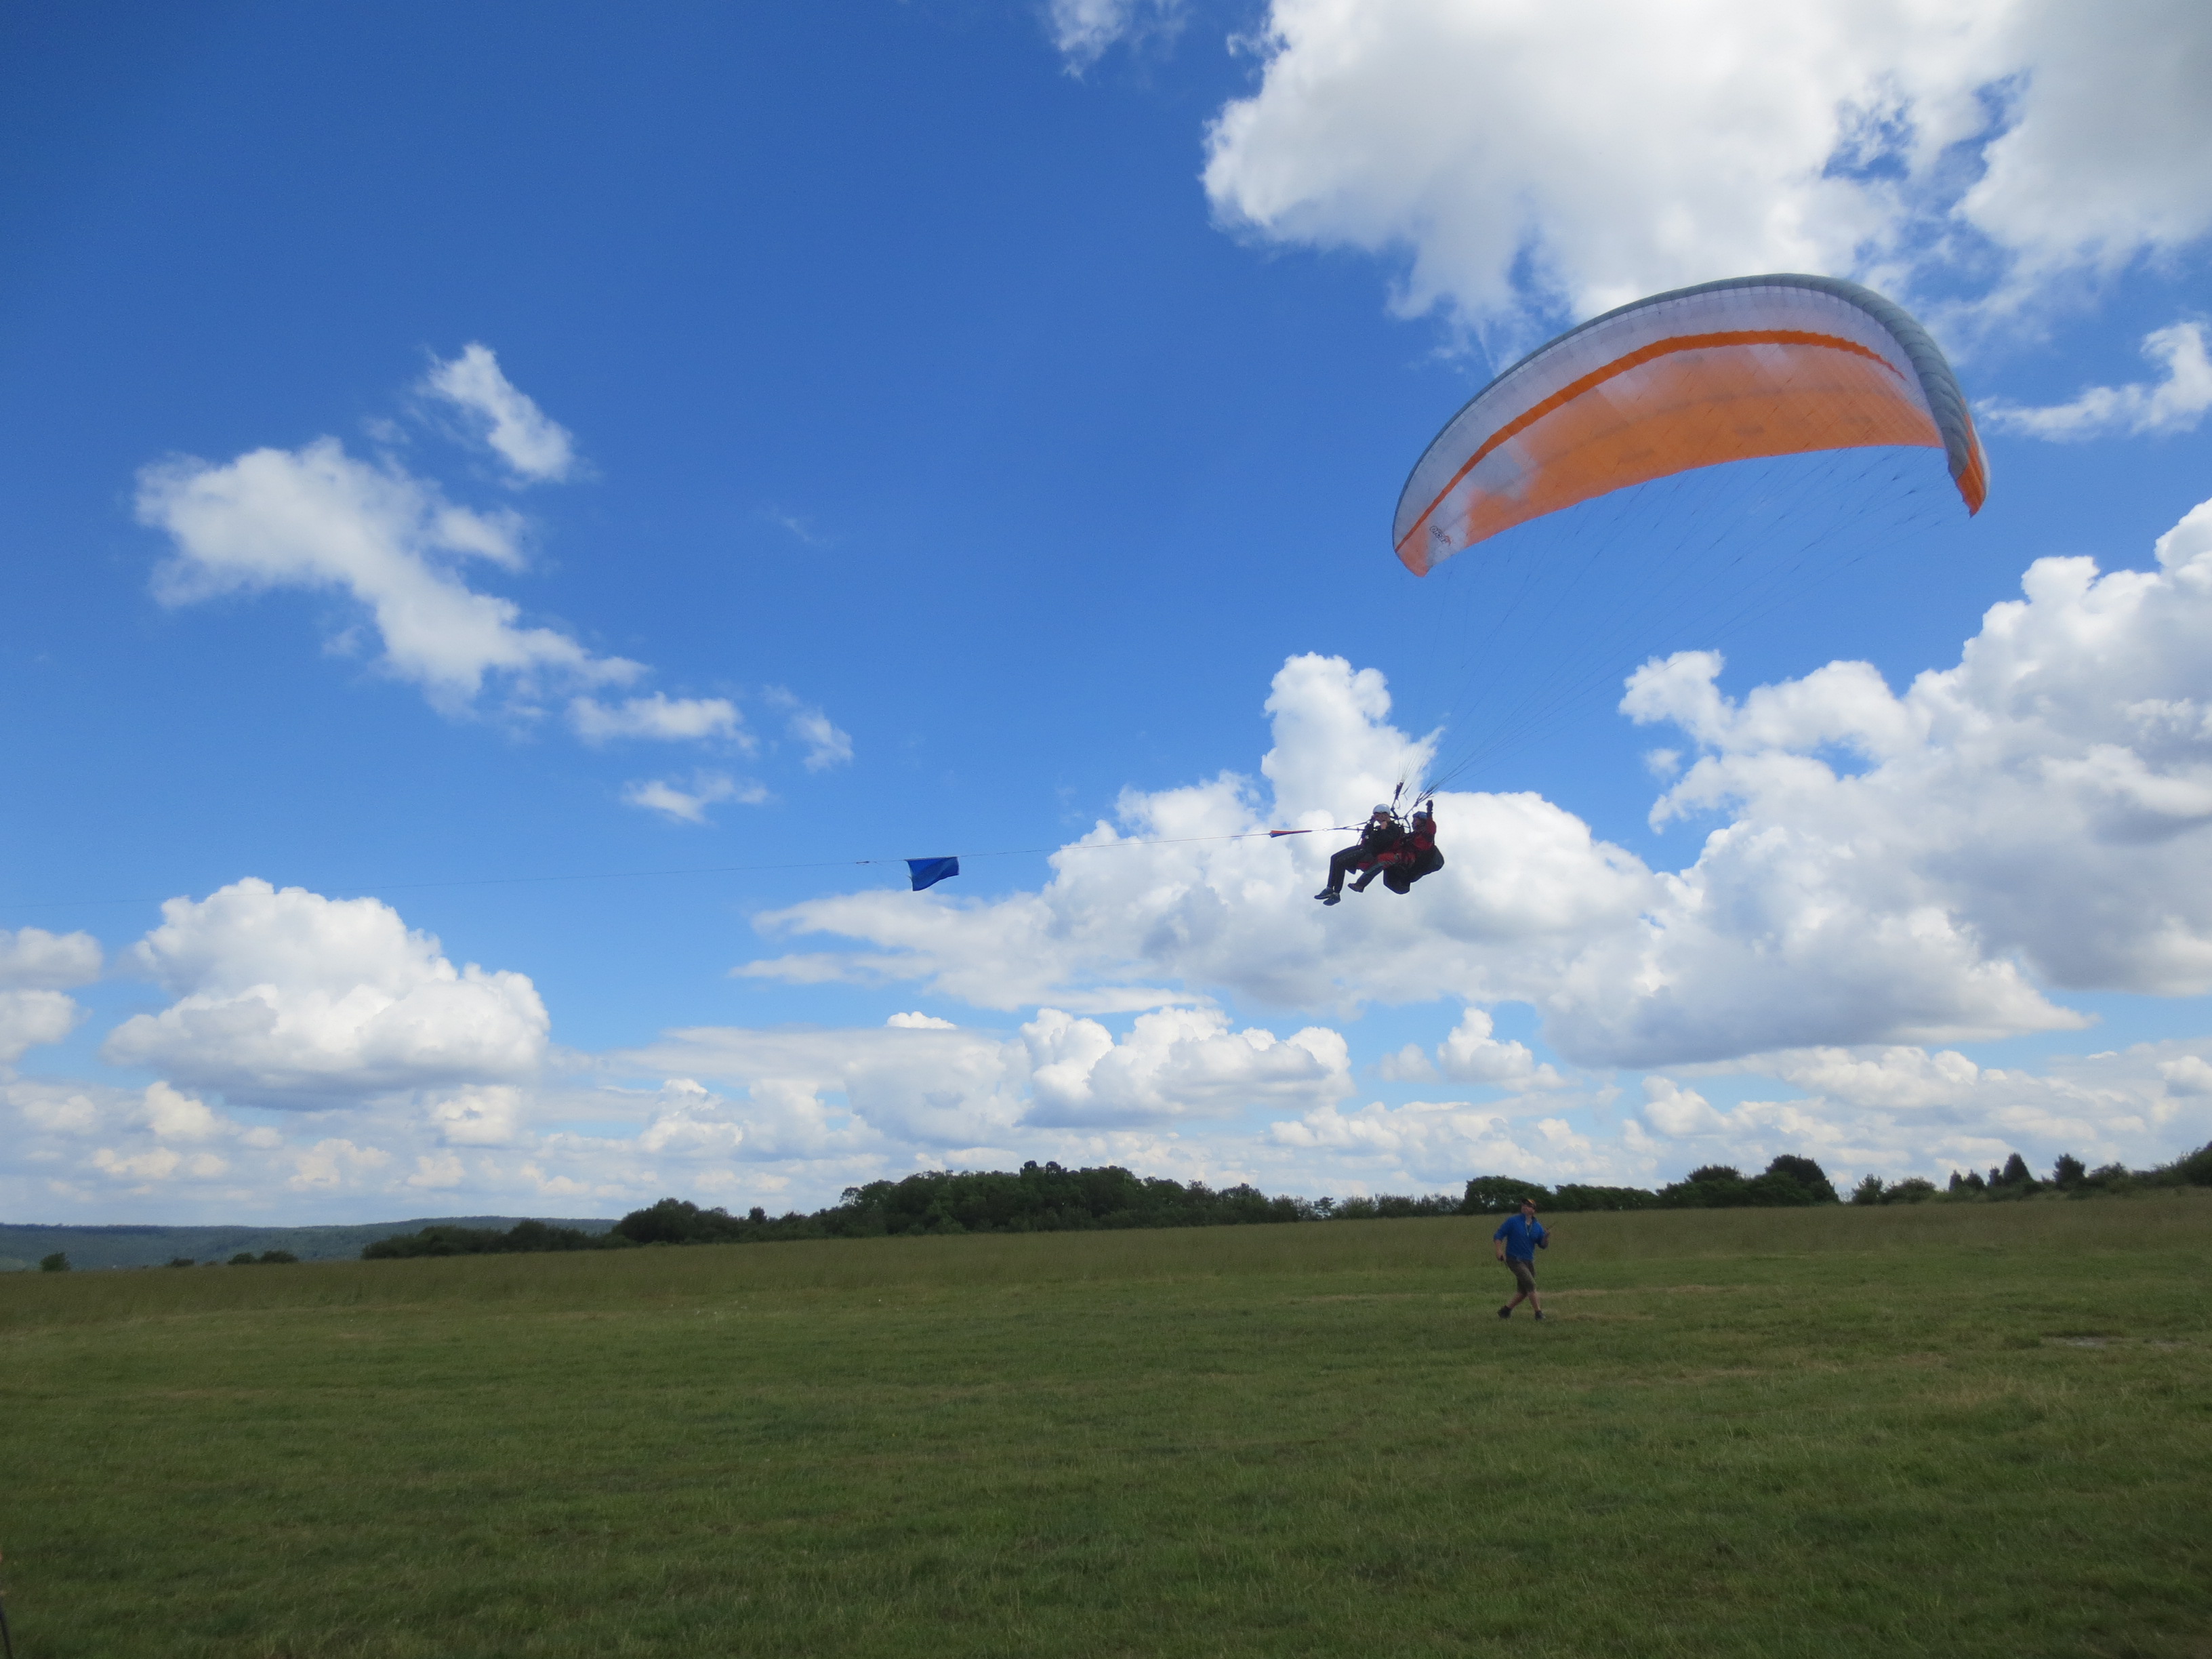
{"left": 1493, "top": 1214, "right": 1548, "bottom": 1260}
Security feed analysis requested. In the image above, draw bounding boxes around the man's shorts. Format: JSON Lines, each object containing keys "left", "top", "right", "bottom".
{"left": 1504, "top": 1256, "right": 1536, "bottom": 1294}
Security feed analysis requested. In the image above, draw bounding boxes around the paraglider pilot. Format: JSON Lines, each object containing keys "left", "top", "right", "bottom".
{"left": 1315, "top": 806, "right": 1404, "bottom": 905}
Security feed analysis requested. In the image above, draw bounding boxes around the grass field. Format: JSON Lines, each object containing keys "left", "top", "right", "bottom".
{"left": 3, "top": 1197, "right": 2208, "bottom": 1658}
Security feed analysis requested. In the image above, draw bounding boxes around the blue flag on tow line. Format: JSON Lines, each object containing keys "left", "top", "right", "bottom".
{"left": 906, "top": 857, "right": 959, "bottom": 892}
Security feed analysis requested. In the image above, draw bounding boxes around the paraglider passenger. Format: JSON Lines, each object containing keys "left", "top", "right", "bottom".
{"left": 1315, "top": 806, "right": 1402, "bottom": 905}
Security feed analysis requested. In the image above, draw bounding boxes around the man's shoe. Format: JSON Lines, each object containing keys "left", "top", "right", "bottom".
{"left": 1316, "top": 890, "right": 1341, "bottom": 905}
{"left": 1498, "top": 1305, "right": 1512, "bottom": 1319}
{"left": 1533, "top": 1311, "right": 1545, "bottom": 1321}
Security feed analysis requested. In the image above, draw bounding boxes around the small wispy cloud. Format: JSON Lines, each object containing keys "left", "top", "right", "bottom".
{"left": 766, "top": 687, "right": 853, "bottom": 771}
{"left": 1980, "top": 322, "right": 2212, "bottom": 441}
{"left": 763, "top": 508, "right": 830, "bottom": 548}
{"left": 422, "top": 344, "right": 579, "bottom": 482}
{"left": 621, "top": 771, "right": 771, "bottom": 825}
{"left": 569, "top": 693, "right": 746, "bottom": 747}
{"left": 1048, "top": 0, "right": 1183, "bottom": 73}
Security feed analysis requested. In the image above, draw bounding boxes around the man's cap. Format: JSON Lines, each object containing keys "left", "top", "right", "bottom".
{"left": 1372, "top": 804, "right": 1393, "bottom": 815}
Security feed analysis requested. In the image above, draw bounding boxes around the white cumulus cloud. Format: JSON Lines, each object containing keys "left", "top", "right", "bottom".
{"left": 620, "top": 1004, "right": 1353, "bottom": 1146}
{"left": 289, "top": 1137, "right": 393, "bottom": 1191}
{"left": 1638, "top": 1039, "right": 2212, "bottom": 1184}
{"left": 1202, "top": 0, "right": 2212, "bottom": 333}
{"left": 739, "top": 491, "right": 2212, "bottom": 1070}
{"left": 619, "top": 1023, "right": 1025, "bottom": 1151}
{"left": 1980, "top": 321, "right": 2212, "bottom": 440}
{"left": 138, "top": 1080, "right": 229, "bottom": 1142}
{"left": 0, "top": 991, "right": 83, "bottom": 1065}
{"left": 138, "top": 437, "right": 640, "bottom": 710}
{"left": 1023, "top": 1005, "right": 1351, "bottom": 1126}
{"left": 422, "top": 343, "right": 579, "bottom": 483}
{"left": 1436, "top": 1008, "right": 1566, "bottom": 1089}
{"left": 1616, "top": 493, "right": 2212, "bottom": 1033}
{"left": 0, "top": 926, "right": 101, "bottom": 989}
{"left": 740, "top": 655, "right": 1652, "bottom": 1017}
{"left": 426, "top": 1084, "right": 527, "bottom": 1147}
{"left": 1641, "top": 1076, "right": 1727, "bottom": 1137}
{"left": 138, "top": 367, "right": 849, "bottom": 786}
{"left": 1272, "top": 1099, "right": 1633, "bottom": 1189}
{"left": 103, "top": 879, "right": 549, "bottom": 1106}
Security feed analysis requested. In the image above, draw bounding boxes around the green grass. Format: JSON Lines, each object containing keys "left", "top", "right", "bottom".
{"left": 3, "top": 1197, "right": 2209, "bottom": 1658}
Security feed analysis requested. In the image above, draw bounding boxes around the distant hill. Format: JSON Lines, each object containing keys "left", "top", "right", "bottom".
{"left": 0, "top": 1216, "right": 618, "bottom": 1271}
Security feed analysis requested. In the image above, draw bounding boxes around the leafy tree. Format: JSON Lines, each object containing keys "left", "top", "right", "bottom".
{"left": 2170, "top": 1142, "right": 2212, "bottom": 1185}
{"left": 1851, "top": 1175, "right": 1885, "bottom": 1206}
{"left": 1760, "top": 1155, "right": 1841, "bottom": 1204}
{"left": 1459, "top": 1176, "right": 1551, "bottom": 1214}
{"left": 2052, "top": 1153, "right": 2087, "bottom": 1190}
{"left": 1661, "top": 1166, "right": 1763, "bottom": 1208}
{"left": 611, "top": 1199, "right": 720, "bottom": 1246}
{"left": 167, "top": 1256, "right": 197, "bottom": 1268}
{"left": 38, "top": 1252, "right": 68, "bottom": 1272}
{"left": 826, "top": 1164, "right": 1309, "bottom": 1236}
{"left": 1883, "top": 1177, "right": 1939, "bottom": 1204}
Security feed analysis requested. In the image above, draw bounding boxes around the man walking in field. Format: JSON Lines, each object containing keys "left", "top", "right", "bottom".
{"left": 1494, "top": 1198, "right": 1548, "bottom": 1320}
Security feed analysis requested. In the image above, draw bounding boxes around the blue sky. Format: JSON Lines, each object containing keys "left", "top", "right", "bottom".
{"left": 5, "top": 0, "right": 2211, "bottom": 1223}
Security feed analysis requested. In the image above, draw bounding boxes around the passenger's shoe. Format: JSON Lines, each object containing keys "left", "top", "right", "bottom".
{"left": 1498, "top": 1305, "right": 1512, "bottom": 1319}
{"left": 1315, "top": 890, "right": 1341, "bottom": 905}
{"left": 1533, "top": 1310, "right": 1545, "bottom": 1321}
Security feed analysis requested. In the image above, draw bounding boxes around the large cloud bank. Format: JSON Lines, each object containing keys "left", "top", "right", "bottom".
{"left": 752, "top": 494, "right": 2212, "bottom": 1071}
{"left": 1198, "top": 0, "right": 2212, "bottom": 331}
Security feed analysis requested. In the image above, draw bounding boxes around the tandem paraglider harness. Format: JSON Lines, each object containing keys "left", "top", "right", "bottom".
{"left": 1365, "top": 804, "right": 1443, "bottom": 895}
{"left": 1315, "top": 785, "right": 1445, "bottom": 905}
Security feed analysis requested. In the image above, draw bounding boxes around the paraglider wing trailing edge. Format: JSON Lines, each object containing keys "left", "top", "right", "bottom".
{"left": 1391, "top": 274, "right": 1990, "bottom": 577}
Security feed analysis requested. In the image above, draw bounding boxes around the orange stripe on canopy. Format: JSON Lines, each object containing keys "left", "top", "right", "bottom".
{"left": 1395, "top": 329, "right": 1907, "bottom": 566}
{"left": 1391, "top": 276, "right": 1990, "bottom": 576}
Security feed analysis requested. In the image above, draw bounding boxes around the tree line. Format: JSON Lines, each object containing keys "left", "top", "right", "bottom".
{"left": 359, "top": 1141, "right": 2212, "bottom": 1260}
{"left": 1850, "top": 1143, "right": 2212, "bottom": 1204}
